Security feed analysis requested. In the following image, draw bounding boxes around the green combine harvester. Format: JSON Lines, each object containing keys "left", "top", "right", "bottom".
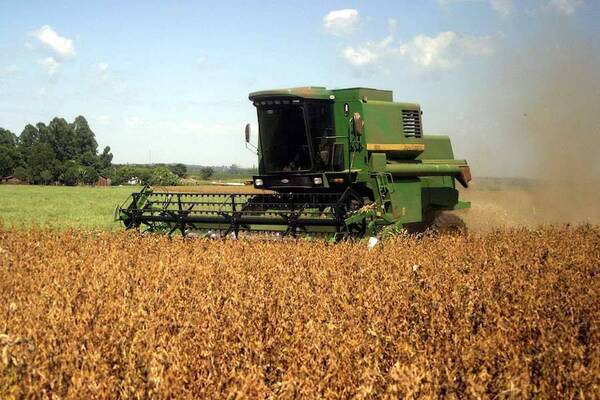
{"left": 117, "top": 87, "right": 471, "bottom": 238}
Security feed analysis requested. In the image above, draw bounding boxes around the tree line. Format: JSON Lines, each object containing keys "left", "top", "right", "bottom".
{"left": 109, "top": 163, "right": 187, "bottom": 186}
{"left": 0, "top": 117, "right": 193, "bottom": 186}
{"left": 0, "top": 116, "right": 113, "bottom": 185}
{"left": 0, "top": 116, "right": 256, "bottom": 186}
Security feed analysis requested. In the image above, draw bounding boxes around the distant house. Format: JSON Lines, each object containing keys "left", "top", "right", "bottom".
{"left": 96, "top": 176, "right": 112, "bottom": 186}
{"left": 127, "top": 176, "right": 140, "bottom": 185}
{"left": 0, "top": 175, "right": 28, "bottom": 185}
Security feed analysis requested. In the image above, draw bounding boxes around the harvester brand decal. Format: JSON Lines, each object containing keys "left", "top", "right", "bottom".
{"left": 366, "top": 143, "right": 425, "bottom": 152}
{"left": 281, "top": 178, "right": 289, "bottom": 184}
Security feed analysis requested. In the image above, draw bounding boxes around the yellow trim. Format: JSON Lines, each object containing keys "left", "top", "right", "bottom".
{"left": 366, "top": 143, "right": 425, "bottom": 152}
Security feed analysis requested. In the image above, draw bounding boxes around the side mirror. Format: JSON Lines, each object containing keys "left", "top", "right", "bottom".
{"left": 244, "top": 123, "right": 251, "bottom": 143}
{"left": 353, "top": 112, "right": 364, "bottom": 136}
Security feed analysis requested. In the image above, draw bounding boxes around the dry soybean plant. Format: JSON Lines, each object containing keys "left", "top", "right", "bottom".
{"left": 0, "top": 226, "right": 599, "bottom": 398}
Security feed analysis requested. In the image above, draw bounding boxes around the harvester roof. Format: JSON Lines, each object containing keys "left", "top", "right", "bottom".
{"left": 248, "top": 86, "right": 394, "bottom": 102}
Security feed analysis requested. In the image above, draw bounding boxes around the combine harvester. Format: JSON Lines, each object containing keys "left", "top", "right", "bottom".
{"left": 117, "top": 87, "right": 471, "bottom": 239}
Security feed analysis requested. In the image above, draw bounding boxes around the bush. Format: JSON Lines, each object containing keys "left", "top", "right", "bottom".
{"left": 0, "top": 145, "right": 24, "bottom": 177}
{"left": 81, "top": 166, "right": 100, "bottom": 185}
{"left": 40, "top": 170, "right": 54, "bottom": 184}
{"left": 13, "top": 166, "right": 28, "bottom": 181}
{"left": 199, "top": 166, "right": 214, "bottom": 180}
{"left": 149, "top": 166, "right": 179, "bottom": 186}
{"left": 168, "top": 163, "right": 187, "bottom": 178}
{"left": 61, "top": 165, "right": 80, "bottom": 186}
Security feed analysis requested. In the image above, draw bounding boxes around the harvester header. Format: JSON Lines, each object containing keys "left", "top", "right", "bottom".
{"left": 117, "top": 86, "right": 471, "bottom": 238}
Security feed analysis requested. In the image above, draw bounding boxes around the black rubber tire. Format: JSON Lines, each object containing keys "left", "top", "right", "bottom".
{"left": 430, "top": 212, "right": 467, "bottom": 235}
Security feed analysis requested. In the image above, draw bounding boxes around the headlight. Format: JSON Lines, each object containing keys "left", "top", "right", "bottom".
{"left": 313, "top": 177, "right": 323, "bottom": 185}
{"left": 255, "top": 179, "right": 263, "bottom": 186}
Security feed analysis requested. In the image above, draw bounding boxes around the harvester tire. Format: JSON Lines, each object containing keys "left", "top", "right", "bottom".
{"left": 430, "top": 212, "right": 467, "bottom": 235}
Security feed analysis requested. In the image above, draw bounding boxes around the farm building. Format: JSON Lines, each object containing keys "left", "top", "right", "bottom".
{"left": 96, "top": 176, "right": 112, "bottom": 186}
{"left": 0, "top": 175, "right": 28, "bottom": 185}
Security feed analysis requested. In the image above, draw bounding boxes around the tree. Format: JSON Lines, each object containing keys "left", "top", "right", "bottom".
{"left": 169, "top": 163, "right": 187, "bottom": 177}
{"left": 35, "top": 122, "right": 49, "bottom": 144}
{"left": 72, "top": 116, "right": 98, "bottom": 155}
{"left": 27, "top": 143, "right": 58, "bottom": 184}
{"left": 46, "top": 118, "right": 76, "bottom": 162}
{"left": 135, "top": 167, "right": 152, "bottom": 185}
{"left": 111, "top": 166, "right": 135, "bottom": 185}
{"left": 149, "top": 166, "right": 180, "bottom": 186}
{"left": 13, "top": 166, "right": 28, "bottom": 181}
{"left": 81, "top": 166, "right": 100, "bottom": 185}
{"left": 40, "top": 170, "right": 53, "bottom": 185}
{"left": 0, "top": 128, "right": 17, "bottom": 146}
{"left": 0, "top": 144, "right": 24, "bottom": 176}
{"left": 99, "top": 146, "right": 113, "bottom": 170}
{"left": 18, "top": 124, "right": 39, "bottom": 156}
{"left": 78, "top": 150, "right": 100, "bottom": 169}
{"left": 61, "top": 164, "right": 81, "bottom": 186}
{"left": 10, "top": 116, "right": 114, "bottom": 185}
{"left": 200, "top": 166, "right": 214, "bottom": 180}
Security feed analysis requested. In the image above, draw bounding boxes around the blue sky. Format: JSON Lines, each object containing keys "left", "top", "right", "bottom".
{"left": 1, "top": 0, "right": 598, "bottom": 176}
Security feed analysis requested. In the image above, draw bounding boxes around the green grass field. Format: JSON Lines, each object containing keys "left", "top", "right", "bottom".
{"left": 0, "top": 185, "right": 141, "bottom": 231}
{"left": 3, "top": 179, "right": 598, "bottom": 232}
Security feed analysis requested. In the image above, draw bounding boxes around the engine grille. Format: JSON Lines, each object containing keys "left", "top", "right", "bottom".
{"left": 402, "top": 109, "right": 422, "bottom": 137}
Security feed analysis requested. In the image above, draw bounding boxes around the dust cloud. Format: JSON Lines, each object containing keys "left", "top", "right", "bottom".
{"left": 459, "top": 26, "right": 600, "bottom": 228}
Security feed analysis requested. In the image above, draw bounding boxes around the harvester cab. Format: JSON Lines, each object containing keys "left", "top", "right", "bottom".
{"left": 117, "top": 86, "right": 471, "bottom": 238}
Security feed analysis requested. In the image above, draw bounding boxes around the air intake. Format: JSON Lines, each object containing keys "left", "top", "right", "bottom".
{"left": 402, "top": 109, "right": 422, "bottom": 137}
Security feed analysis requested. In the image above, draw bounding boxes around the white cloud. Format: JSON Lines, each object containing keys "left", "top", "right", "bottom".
{"left": 36, "top": 88, "right": 47, "bottom": 98}
{"left": 323, "top": 9, "right": 359, "bottom": 36}
{"left": 387, "top": 18, "right": 398, "bottom": 33}
{"left": 343, "top": 47, "right": 378, "bottom": 67}
{"left": 39, "top": 57, "right": 59, "bottom": 75}
{"left": 32, "top": 25, "right": 76, "bottom": 59}
{"left": 548, "top": 0, "right": 583, "bottom": 15}
{"left": 196, "top": 56, "right": 207, "bottom": 66}
{"left": 97, "top": 62, "right": 109, "bottom": 82}
{"left": 98, "top": 62, "right": 109, "bottom": 72}
{"left": 342, "top": 33, "right": 398, "bottom": 68}
{"left": 401, "top": 32, "right": 494, "bottom": 70}
{"left": 342, "top": 28, "right": 494, "bottom": 72}
{"left": 490, "top": 0, "right": 513, "bottom": 16}
{"left": 342, "top": 22, "right": 398, "bottom": 68}
{"left": 400, "top": 31, "right": 459, "bottom": 70}
{"left": 0, "top": 65, "right": 18, "bottom": 77}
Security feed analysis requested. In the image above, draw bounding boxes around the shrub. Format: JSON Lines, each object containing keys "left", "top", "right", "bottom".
{"left": 149, "top": 166, "right": 179, "bottom": 186}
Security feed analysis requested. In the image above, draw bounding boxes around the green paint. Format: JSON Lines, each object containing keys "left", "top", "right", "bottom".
{"left": 249, "top": 86, "right": 471, "bottom": 231}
